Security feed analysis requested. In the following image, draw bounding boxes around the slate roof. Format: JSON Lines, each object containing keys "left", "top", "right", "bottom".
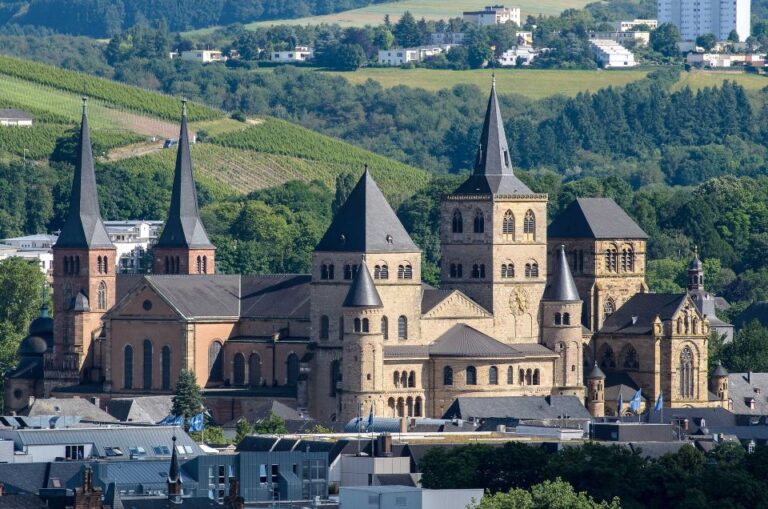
{"left": 604, "top": 372, "right": 642, "bottom": 402}
{"left": 55, "top": 101, "right": 112, "bottom": 249}
{"left": 421, "top": 287, "right": 453, "bottom": 314}
{"left": 315, "top": 169, "right": 418, "bottom": 253}
{"left": 240, "top": 275, "right": 311, "bottom": 319}
{"left": 429, "top": 324, "right": 555, "bottom": 358}
{"left": 120, "top": 497, "right": 220, "bottom": 509}
{"left": 374, "top": 474, "right": 417, "bottom": 487}
{"left": 728, "top": 373, "right": 768, "bottom": 415}
{"left": 343, "top": 263, "right": 383, "bottom": 308}
{"left": 106, "top": 396, "right": 173, "bottom": 424}
{"left": 548, "top": 198, "right": 648, "bottom": 240}
{"left": 453, "top": 82, "right": 532, "bottom": 195}
{"left": 24, "top": 398, "right": 118, "bottom": 423}
{"left": 93, "top": 460, "right": 196, "bottom": 493}
{"left": 442, "top": 395, "right": 591, "bottom": 420}
{"left": 543, "top": 245, "right": 580, "bottom": 302}
{"left": 0, "top": 109, "right": 33, "bottom": 120}
{"left": 0, "top": 461, "right": 87, "bottom": 494}
{"left": 587, "top": 362, "right": 605, "bottom": 379}
{"left": 599, "top": 293, "right": 688, "bottom": 335}
{"left": 155, "top": 102, "right": 214, "bottom": 250}
{"left": 0, "top": 495, "right": 48, "bottom": 509}
{"left": 712, "top": 362, "right": 729, "bottom": 377}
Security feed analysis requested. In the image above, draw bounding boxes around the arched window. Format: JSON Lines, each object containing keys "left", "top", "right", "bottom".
{"left": 321, "top": 264, "right": 329, "bottom": 280}
{"left": 501, "top": 263, "right": 514, "bottom": 278}
{"left": 472, "top": 264, "right": 486, "bottom": 278}
{"left": 533, "top": 369, "right": 540, "bottom": 385}
{"left": 621, "top": 247, "right": 634, "bottom": 273}
{"left": 394, "top": 371, "right": 401, "bottom": 388}
{"left": 525, "top": 368, "right": 532, "bottom": 385}
{"left": 450, "top": 263, "right": 463, "bottom": 278}
{"left": 174, "top": 256, "right": 180, "bottom": 274}
{"left": 75, "top": 256, "right": 80, "bottom": 274}
{"left": 603, "top": 298, "right": 615, "bottom": 321}
{"left": 443, "top": 366, "right": 453, "bottom": 386}
{"left": 320, "top": 315, "right": 329, "bottom": 340}
{"left": 202, "top": 256, "right": 207, "bottom": 274}
{"left": 555, "top": 312, "right": 562, "bottom": 325}
{"left": 164, "top": 256, "right": 169, "bottom": 274}
{"left": 398, "top": 316, "right": 408, "bottom": 340}
{"left": 354, "top": 318, "right": 362, "bottom": 332}
{"left": 63, "top": 257, "right": 69, "bottom": 274}
{"left": 380, "top": 265, "right": 389, "bottom": 279}
{"left": 489, "top": 366, "right": 498, "bottom": 385}
{"left": 563, "top": 313, "right": 571, "bottom": 325}
{"left": 599, "top": 345, "right": 616, "bottom": 369}
{"left": 97, "top": 281, "right": 107, "bottom": 310}
{"left": 523, "top": 210, "right": 535, "bottom": 239}
{"left": 103, "top": 256, "right": 108, "bottom": 273}
{"left": 339, "top": 317, "right": 344, "bottom": 340}
{"left": 507, "top": 366, "right": 514, "bottom": 384}
{"left": 330, "top": 360, "right": 341, "bottom": 396}
{"left": 161, "top": 346, "right": 171, "bottom": 390}
{"left": 374, "top": 265, "right": 381, "bottom": 278}
{"left": 196, "top": 256, "right": 202, "bottom": 274}
{"left": 473, "top": 209, "right": 484, "bottom": 233}
{"left": 408, "top": 371, "right": 416, "bottom": 388}
{"left": 621, "top": 345, "right": 639, "bottom": 370}
{"left": 374, "top": 264, "right": 389, "bottom": 279}
{"left": 249, "top": 354, "right": 262, "bottom": 387}
{"left": 519, "top": 369, "right": 525, "bottom": 385}
{"left": 415, "top": 397, "right": 423, "bottom": 417}
{"left": 209, "top": 341, "right": 223, "bottom": 381}
{"left": 97, "top": 256, "right": 103, "bottom": 274}
{"left": 286, "top": 353, "right": 300, "bottom": 386}
{"left": 143, "top": 339, "right": 153, "bottom": 390}
{"left": 452, "top": 209, "right": 463, "bottom": 233}
{"left": 400, "top": 371, "right": 408, "bottom": 387}
{"left": 680, "top": 347, "right": 694, "bottom": 399}
{"left": 525, "top": 262, "right": 539, "bottom": 278}
{"left": 403, "top": 264, "right": 413, "bottom": 279}
{"left": 503, "top": 210, "right": 514, "bottom": 235}
{"left": 397, "top": 265, "right": 404, "bottom": 279}
{"left": 233, "top": 353, "right": 246, "bottom": 386}
{"left": 466, "top": 366, "right": 477, "bottom": 385}
{"left": 605, "top": 247, "right": 618, "bottom": 273}
{"left": 362, "top": 318, "right": 370, "bottom": 333}
{"left": 124, "top": 345, "right": 133, "bottom": 389}
{"left": 381, "top": 316, "right": 389, "bottom": 340}
{"left": 343, "top": 265, "right": 352, "bottom": 280}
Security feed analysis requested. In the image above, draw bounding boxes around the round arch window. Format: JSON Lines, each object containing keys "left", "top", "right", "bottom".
{"left": 142, "top": 300, "right": 153, "bottom": 311}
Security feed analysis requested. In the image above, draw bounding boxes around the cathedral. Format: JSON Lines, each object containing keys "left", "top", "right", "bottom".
{"left": 4, "top": 86, "right": 728, "bottom": 422}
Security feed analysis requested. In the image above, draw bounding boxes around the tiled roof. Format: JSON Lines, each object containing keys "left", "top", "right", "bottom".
{"left": 599, "top": 293, "right": 687, "bottom": 335}
{"left": 25, "top": 398, "right": 117, "bottom": 423}
{"left": 548, "top": 198, "right": 648, "bottom": 239}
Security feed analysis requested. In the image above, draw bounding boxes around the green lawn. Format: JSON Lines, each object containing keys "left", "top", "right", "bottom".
{"left": 673, "top": 71, "right": 768, "bottom": 92}
{"left": 320, "top": 68, "right": 653, "bottom": 99}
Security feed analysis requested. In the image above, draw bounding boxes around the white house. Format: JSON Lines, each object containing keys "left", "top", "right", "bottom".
{"left": 103, "top": 220, "right": 163, "bottom": 274}
{"left": 0, "top": 109, "right": 33, "bottom": 127}
{"left": 0, "top": 234, "right": 58, "bottom": 275}
{"left": 463, "top": 5, "right": 521, "bottom": 26}
{"left": 687, "top": 52, "right": 766, "bottom": 67}
{"left": 180, "top": 50, "right": 226, "bottom": 63}
{"left": 340, "top": 486, "right": 484, "bottom": 509}
{"left": 614, "top": 19, "right": 658, "bottom": 31}
{"left": 271, "top": 46, "right": 314, "bottom": 63}
{"left": 377, "top": 46, "right": 452, "bottom": 66}
{"left": 658, "top": 0, "right": 750, "bottom": 41}
{"left": 429, "top": 32, "right": 466, "bottom": 45}
{"left": 590, "top": 39, "right": 638, "bottom": 68}
{"left": 589, "top": 31, "right": 650, "bottom": 47}
{"left": 497, "top": 46, "right": 539, "bottom": 66}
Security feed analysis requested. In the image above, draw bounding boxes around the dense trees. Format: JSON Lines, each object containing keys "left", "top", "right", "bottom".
{"left": 171, "top": 369, "right": 204, "bottom": 418}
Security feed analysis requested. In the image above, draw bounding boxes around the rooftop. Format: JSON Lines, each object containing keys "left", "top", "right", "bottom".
{"left": 548, "top": 197, "right": 648, "bottom": 239}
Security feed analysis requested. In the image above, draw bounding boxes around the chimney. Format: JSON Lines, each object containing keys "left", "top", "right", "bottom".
{"left": 399, "top": 416, "right": 407, "bottom": 434}
{"left": 747, "top": 371, "right": 752, "bottom": 384}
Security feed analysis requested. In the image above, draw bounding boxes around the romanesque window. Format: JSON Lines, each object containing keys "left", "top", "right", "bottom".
{"left": 202, "top": 256, "right": 207, "bottom": 274}
{"left": 64, "top": 257, "right": 69, "bottom": 274}
{"left": 233, "top": 353, "right": 246, "bottom": 386}
{"left": 501, "top": 263, "right": 514, "bottom": 278}
{"left": 209, "top": 341, "right": 223, "bottom": 381}
{"left": 472, "top": 264, "right": 486, "bottom": 279}
{"left": 524, "top": 262, "right": 539, "bottom": 278}
{"left": 507, "top": 366, "right": 514, "bottom": 384}
{"left": 408, "top": 371, "right": 416, "bottom": 388}
{"left": 473, "top": 209, "right": 485, "bottom": 233}
{"left": 394, "top": 371, "right": 401, "bottom": 388}
{"left": 74, "top": 256, "right": 80, "bottom": 275}
{"left": 555, "top": 312, "right": 562, "bottom": 325}
{"left": 605, "top": 247, "right": 618, "bottom": 273}
{"left": 362, "top": 318, "right": 370, "bottom": 333}
{"left": 519, "top": 368, "right": 525, "bottom": 385}
{"left": 143, "top": 339, "right": 153, "bottom": 390}
{"left": 400, "top": 371, "right": 408, "bottom": 387}
{"left": 563, "top": 313, "right": 570, "bottom": 325}
{"left": 161, "top": 346, "right": 171, "bottom": 390}
{"left": 443, "top": 366, "right": 453, "bottom": 386}
{"left": 381, "top": 316, "right": 389, "bottom": 340}
{"left": 403, "top": 264, "right": 413, "bottom": 279}
{"left": 343, "top": 265, "right": 353, "bottom": 280}
{"left": 414, "top": 397, "right": 423, "bottom": 417}
{"left": 124, "top": 345, "right": 133, "bottom": 389}
{"left": 97, "top": 256, "right": 103, "bottom": 274}
{"left": 466, "top": 366, "right": 477, "bottom": 385}
{"left": 621, "top": 345, "right": 640, "bottom": 370}
{"left": 398, "top": 316, "right": 408, "bottom": 340}
{"left": 621, "top": 247, "right": 634, "bottom": 273}
{"left": 196, "top": 256, "right": 202, "bottom": 274}
{"left": 374, "top": 264, "right": 389, "bottom": 279}
{"left": 503, "top": 210, "right": 514, "bottom": 235}
{"left": 452, "top": 209, "right": 463, "bottom": 233}
{"left": 320, "top": 315, "right": 329, "bottom": 340}
{"left": 680, "top": 347, "right": 694, "bottom": 399}
{"left": 97, "top": 281, "right": 107, "bottom": 310}
{"left": 533, "top": 369, "right": 540, "bottom": 385}
{"left": 525, "top": 368, "right": 532, "bottom": 385}
{"left": 489, "top": 366, "right": 498, "bottom": 385}
{"left": 450, "top": 263, "right": 463, "bottom": 278}
{"left": 523, "top": 210, "right": 535, "bottom": 240}
{"left": 354, "top": 318, "right": 362, "bottom": 333}
{"left": 321, "top": 263, "right": 334, "bottom": 280}
{"left": 330, "top": 360, "right": 341, "bottom": 396}
{"left": 603, "top": 298, "right": 615, "bottom": 321}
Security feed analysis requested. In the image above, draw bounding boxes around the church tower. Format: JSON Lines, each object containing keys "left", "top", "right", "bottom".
{"left": 541, "top": 245, "right": 583, "bottom": 389}
{"left": 51, "top": 98, "right": 115, "bottom": 384}
{"left": 586, "top": 362, "right": 606, "bottom": 417}
{"left": 688, "top": 248, "right": 704, "bottom": 291}
{"left": 153, "top": 99, "right": 216, "bottom": 275}
{"left": 440, "top": 80, "right": 547, "bottom": 343}
{"left": 710, "top": 361, "right": 729, "bottom": 406}
{"left": 340, "top": 262, "right": 385, "bottom": 421}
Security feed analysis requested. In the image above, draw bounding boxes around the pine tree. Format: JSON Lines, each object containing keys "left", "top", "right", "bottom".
{"left": 235, "top": 418, "right": 253, "bottom": 444}
{"left": 172, "top": 369, "right": 203, "bottom": 418}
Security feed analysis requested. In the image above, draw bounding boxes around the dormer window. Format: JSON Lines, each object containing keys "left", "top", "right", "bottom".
{"left": 503, "top": 149, "right": 510, "bottom": 166}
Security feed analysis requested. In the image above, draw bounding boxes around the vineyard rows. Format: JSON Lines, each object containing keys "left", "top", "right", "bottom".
{"left": 0, "top": 123, "right": 145, "bottom": 160}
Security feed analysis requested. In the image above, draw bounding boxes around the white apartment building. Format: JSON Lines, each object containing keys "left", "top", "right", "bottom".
{"left": 657, "top": 0, "right": 750, "bottom": 41}
{"left": 589, "top": 31, "right": 650, "bottom": 47}
{"left": 103, "top": 220, "right": 162, "bottom": 274}
{"left": 614, "top": 19, "right": 658, "bottom": 31}
{"left": 590, "top": 39, "right": 638, "bottom": 68}
{"left": 497, "top": 46, "right": 539, "bottom": 66}
{"left": 179, "top": 50, "right": 226, "bottom": 63}
{"left": 377, "top": 46, "right": 453, "bottom": 66}
{"left": 270, "top": 46, "right": 314, "bottom": 63}
{"left": 429, "top": 32, "right": 467, "bottom": 45}
{"left": 687, "top": 52, "right": 766, "bottom": 67}
{"left": 0, "top": 234, "right": 57, "bottom": 275}
{"left": 463, "top": 5, "right": 521, "bottom": 26}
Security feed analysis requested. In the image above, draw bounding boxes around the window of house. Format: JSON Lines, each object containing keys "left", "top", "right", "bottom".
{"left": 443, "top": 366, "right": 453, "bottom": 386}
{"left": 466, "top": 366, "right": 477, "bottom": 385}
{"left": 503, "top": 210, "right": 514, "bottom": 235}
{"left": 489, "top": 366, "right": 498, "bottom": 385}
{"left": 398, "top": 316, "right": 408, "bottom": 340}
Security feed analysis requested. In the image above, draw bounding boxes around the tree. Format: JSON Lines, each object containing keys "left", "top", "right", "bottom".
{"left": 191, "top": 425, "right": 229, "bottom": 445}
{"left": 0, "top": 258, "right": 46, "bottom": 369}
{"left": 332, "top": 172, "right": 356, "bottom": 215}
{"left": 695, "top": 33, "right": 717, "bottom": 51}
{"left": 171, "top": 369, "right": 203, "bottom": 418}
{"left": 651, "top": 23, "right": 681, "bottom": 57}
{"left": 719, "top": 321, "right": 768, "bottom": 372}
{"left": 468, "top": 42, "right": 493, "bottom": 68}
{"left": 253, "top": 411, "right": 288, "bottom": 434}
{"left": 326, "top": 43, "right": 367, "bottom": 70}
{"left": 393, "top": 11, "right": 422, "bottom": 47}
{"left": 728, "top": 29, "right": 740, "bottom": 43}
{"left": 472, "top": 478, "right": 622, "bottom": 509}
{"left": 235, "top": 418, "right": 253, "bottom": 444}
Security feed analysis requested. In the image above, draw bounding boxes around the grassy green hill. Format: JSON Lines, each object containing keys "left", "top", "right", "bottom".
{"left": 0, "top": 57, "right": 429, "bottom": 201}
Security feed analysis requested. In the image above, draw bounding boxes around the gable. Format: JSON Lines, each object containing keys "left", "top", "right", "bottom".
{"left": 108, "top": 283, "right": 182, "bottom": 320}
{"left": 422, "top": 290, "right": 491, "bottom": 319}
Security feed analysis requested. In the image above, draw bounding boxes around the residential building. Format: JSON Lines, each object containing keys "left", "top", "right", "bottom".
{"left": 180, "top": 50, "right": 226, "bottom": 63}
{"left": 428, "top": 32, "right": 466, "bottom": 45}
{"left": 463, "top": 5, "right": 521, "bottom": 26}
{"left": 589, "top": 39, "right": 638, "bottom": 68}
{"left": 515, "top": 31, "right": 533, "bottom": 45}
{"left": 657, "top": 0, "right": 750, "bottom": 41}
{"left": 0, "top": 236, "right": 54, "bottom": 276}
{"left": 104, "top": 220, "right": 162, "bottom": 274}
{"left": 270, "top": 46, "right": 314, "bottom": 63}
{"left": 0, "top": 109, "right": 33, "bottom": 127}
{"left": 340, "top": 486, "right": 484, "bottom": 509}
{"left": 497, "top": 46, "right": 539, "bottom": 66}
{"left": 589, "top": 31, "right": 650, "bottom": 47}
{"left": 377, "top": 46, "right": 451, "bottom": 66}
{"left": 614, "top": 19, "right": 658, "bottom": 31}
{"left": 686, "top": 52, "right": 765, "bottom": 68}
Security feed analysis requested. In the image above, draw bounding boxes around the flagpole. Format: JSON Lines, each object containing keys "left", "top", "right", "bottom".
{"left": 356, "top": 402, "right": 361, "bottom": 456}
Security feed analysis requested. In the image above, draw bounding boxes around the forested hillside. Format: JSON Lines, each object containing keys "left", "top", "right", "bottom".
{"left": 0, "top": 0, "right": 395, "bottom": 36}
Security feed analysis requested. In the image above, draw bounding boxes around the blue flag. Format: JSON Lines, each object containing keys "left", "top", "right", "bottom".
{"left": 188, "top": 413, "right": 204, "bottom": 432}
{"left": 159, "top": 415, "right": 174, "bottom": 425}
{"left": 173, "top": 415, "right": 184, "bottom": 426}
{"left": 630, "top": 389, "right": 642, "bottom": 413}
{"left": 367, "top": 405, "right": 374, "bottom": 430}
{"left": 617, "top": 393, "right": 624, "bottom": 416}
{"left": 654, "top": 391, "right": 663, "bottom": 412}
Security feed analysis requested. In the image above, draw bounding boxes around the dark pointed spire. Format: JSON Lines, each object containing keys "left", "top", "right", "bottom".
{"left": 544, "top": 245, "right": 580, "bottom": 302}
{"left": 156, "top": 98, "right": 214, "bottom": 249}
{"left": 343, "top": 262, "right": 383, "bottom": 308}
{"left": 55, "top": 97, "right": 112, "bottom": 249}
{"left": 711, "top": 361, "right": 729, "bottom": 377}
{"left": 454, "top": 80, "right": 532, "bottom": 195}
{"left": 316, "top": 168, "right": 418, "bottom": 253}
{"left": 104, "top": 482, "right": 124, "bottom": 509}
{"left": 168, "top": 435, "right": 180, "bottom": 484}
{"left": 587, "top": 361, "right": 605, "bottom": 379}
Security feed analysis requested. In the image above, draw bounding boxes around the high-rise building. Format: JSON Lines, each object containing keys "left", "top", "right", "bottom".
{"left": 657, "top": 0, "right": 750, "bottom": 42}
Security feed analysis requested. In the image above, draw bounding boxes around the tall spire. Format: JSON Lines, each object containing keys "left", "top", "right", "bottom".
{"left": 55, "top": 97, "right": 112, "bottom": 248}
{"left": 343, "top": 262, "right": 383, "bottom": 308}
{"left": 688, "top": 245, "right": 704, "bottom": 290}
{"left": 454, "top": 80, "right": 532, "bottom": 195}
{"left": 167, "top": 435, "right": 182, "bottom": 504}
{"left": 543, "top": 245, "right": 580, "bottom": 301}
{"left": 156, "top": 98, "right": 214, "bottom": 249}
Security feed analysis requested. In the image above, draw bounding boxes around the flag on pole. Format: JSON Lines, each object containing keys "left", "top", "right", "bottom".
{"left": 654, "top": 391, "right": 663, "bottom": 412}
{"left": 188, "top": 413, "right": 204, "bottom": 432}
{"left": 617, "top": 393, "right": 624, "bottom": 416}
{"left": 356, "top": 403, "right": 362, "bottom": 433}
{"left": 367, "top": 405, "right": 374, "bottom": 431}
{"left": 173, "top": 415, "right": 184, "bottom": 426}
{"left": 630, "top": 389, "right": 642, "bottom": 414}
